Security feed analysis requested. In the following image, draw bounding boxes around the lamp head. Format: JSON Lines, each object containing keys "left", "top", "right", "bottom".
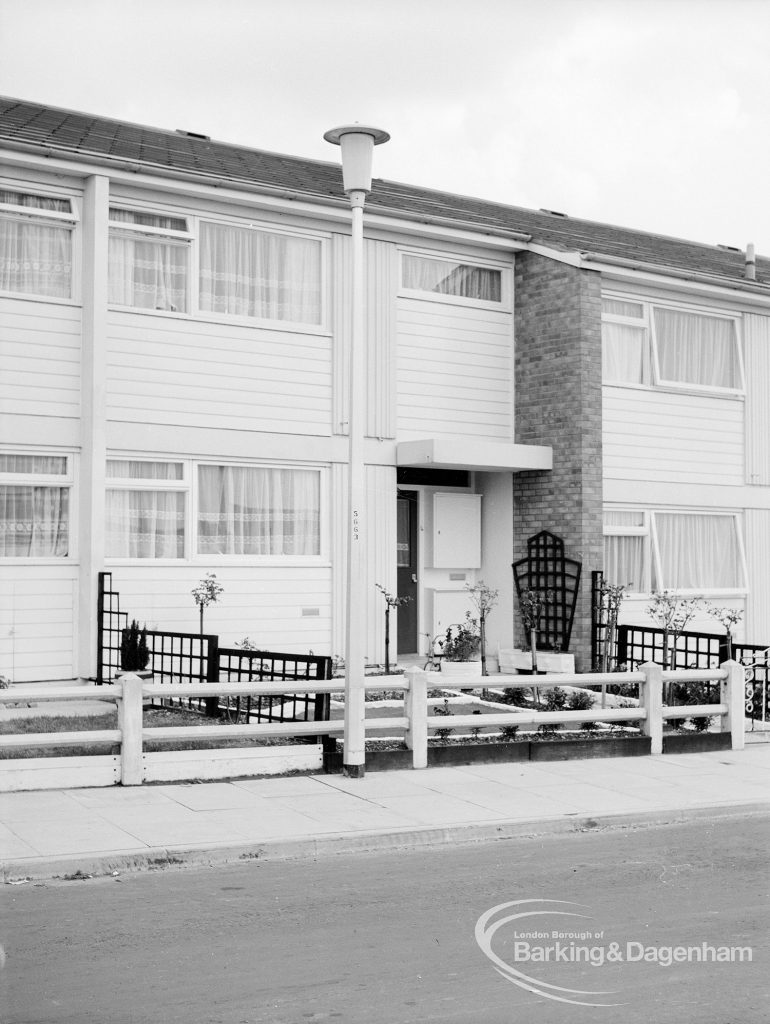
{"left": 323, "top": 124, "right": 390, "bottom": 194}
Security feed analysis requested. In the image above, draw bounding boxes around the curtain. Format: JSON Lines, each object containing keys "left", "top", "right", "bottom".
{"left": 0, "top": 486, "right": 69, "bottom": 556}
{"left": 402, "top": 255, "right": 501, "bottom": 301}
{"left": 106, "top": 460, "right": 182, "bottom": 481}
{"left": 105, "top": 490, "right": 185, "bottom": 558}
{"left": 0, "top": 454, "right": 66, "bottom": 475}
{"left": 108, "top": 210, "right": 187, "bottom": 311}
{"left": 199, "top": 223, "right": 321, "bottom": 324}
{"left": 655, "top": 513, "right": 742, "bottom": 589}
{"left": 0, "top": 216, "right": 71, "bottom": 298}
{"left": 602, "top": 321, "right": 651, "bottom": 384}
{"left": 197, "top": 466, "right": 320, "bottom": 555}
{"left": 654, "top": 308, "right": 738, "bottom": 389}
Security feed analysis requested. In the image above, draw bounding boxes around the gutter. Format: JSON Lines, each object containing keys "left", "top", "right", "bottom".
{"left": 0, "top": 138, "right": 532, "bottom": 245}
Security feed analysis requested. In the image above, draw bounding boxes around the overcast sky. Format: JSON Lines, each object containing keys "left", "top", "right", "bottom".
{"left": 2, "top": 0, "right": 769, "bottom": 256}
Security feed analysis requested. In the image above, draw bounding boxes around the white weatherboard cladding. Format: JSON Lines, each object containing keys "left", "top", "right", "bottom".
{"left": 106, "top": 312, "right": 332, "bottom": 435}
{"left": 602, "top": 386, "right": 743, "bottom": 485}
{"left": 0, "top": 298, "right": 81, "bottom": 419}
{"left": 744, "top": 509, "right": 770, "bottom": 642}
{"left": 0, "top": 568, "right": 77, "bottom": 681}
{"left": 396, "top": 299, "right": 513, "bottom": 440}
{"left": 744, "top": 313, "right": 770, "bottom": 485}
{"left": 112, "top": 566, "right": 332, "bottom": 654}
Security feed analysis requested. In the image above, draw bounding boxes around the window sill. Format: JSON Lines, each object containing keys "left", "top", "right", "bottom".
{"left": 602, "top": 381, "right": 744, "bottom": 401}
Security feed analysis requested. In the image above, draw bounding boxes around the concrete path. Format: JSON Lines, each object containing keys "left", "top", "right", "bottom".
{"left": 2, "top": 744, "right": 770, "bottom": 882}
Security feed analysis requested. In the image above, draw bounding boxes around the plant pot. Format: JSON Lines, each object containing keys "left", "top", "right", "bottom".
{"left": 440, "top": 660, "right": 482, "bottom": 678}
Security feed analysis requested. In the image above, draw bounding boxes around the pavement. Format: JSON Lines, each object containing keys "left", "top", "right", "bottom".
{"left": 2, "top": 742, "right": 770, "bottom": 883}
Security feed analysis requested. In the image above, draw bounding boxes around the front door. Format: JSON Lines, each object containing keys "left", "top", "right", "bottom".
{"left": 397, "top": 490, "right": 419, "bottom": 653}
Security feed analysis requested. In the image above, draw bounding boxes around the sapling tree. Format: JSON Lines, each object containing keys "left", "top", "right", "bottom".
{"left": 707, "top": 604, "right": 744, "bottom": 662}
{"left": 646, "top": 591, "right": 702, "bottom": 670}
{"left": 375, "top": 583, "right": 412, "bottom": 674}
{"left": 192, "top": 572, "right": 224, "bottom": 636}
{"left": 598, "top": 581, "right": 629, "bottom": 707}
{"left": 519, "top": 589, "right": 553, "bottom": 705}
{"left": 466, "top": 580, "right": 499, "bottom": 677}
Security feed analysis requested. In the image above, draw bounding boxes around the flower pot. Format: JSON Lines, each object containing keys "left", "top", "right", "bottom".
{"left": 440, "top": 660, "right": 482, "bottom": 679}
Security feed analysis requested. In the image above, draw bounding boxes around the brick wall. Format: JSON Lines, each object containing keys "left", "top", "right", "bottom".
{"left": 513, "top": 252, "right": 603, "bottom": 670}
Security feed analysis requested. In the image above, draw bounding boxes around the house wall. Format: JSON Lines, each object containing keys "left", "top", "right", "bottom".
{"left": 512, "top": 253, "right": 604, "bottom": 670}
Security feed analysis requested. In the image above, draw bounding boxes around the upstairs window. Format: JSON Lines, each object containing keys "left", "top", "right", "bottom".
{"left": 602, "top": 297, "right": 742, "bottom": 394}
{"left": 0, "top": 189, "right": 76, "bottom": 299}
{"left": 198, "top": 222, "right": 322, "bottom": 325}
{"left": 402, "top": 253, "right": 502, "bottom": 304}
{"left": 108, "top": 208, "right": 190, "bottom": 312}
{"left": 0, "top": 453, "right": 71, "bottom": 557}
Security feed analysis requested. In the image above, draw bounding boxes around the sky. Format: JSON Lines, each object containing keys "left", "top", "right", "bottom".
{"left": 1, "top": 0, "right": 770, "bottom": 255}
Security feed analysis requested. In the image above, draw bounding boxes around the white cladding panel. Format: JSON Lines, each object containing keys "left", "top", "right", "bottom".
{"left": 0, "top": 299, "right": 81, "bottom": 419}
{"left": 745, "top": 313, "right": 770, "bottom": 485}
{"left": 109, "top": 566, "right": 332, "bottom": 653}
{"left": 106, "top": 312, "right": 332, "bottom": 435}
{"left": 0, "top": 569, "right": 77, "bottom": 681}
{"left": 744, "top": 509, "right": 770, "bottom": 642}
{"left": 396, "top": 299, "right": 513, "bottom": 440}
{"left": 433, "top": 492, "right": 482, "bottom": 568}
{"left": 602, "top": 386, "right": 743, "bottom": 485}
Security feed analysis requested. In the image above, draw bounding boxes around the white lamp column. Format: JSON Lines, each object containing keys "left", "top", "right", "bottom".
{"left": 324, "top": 123, "right": 389, "bottom": 778}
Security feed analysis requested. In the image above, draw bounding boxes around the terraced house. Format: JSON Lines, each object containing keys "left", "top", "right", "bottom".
{"left": 1, "top": 97, "right": 767, "bottom": 683}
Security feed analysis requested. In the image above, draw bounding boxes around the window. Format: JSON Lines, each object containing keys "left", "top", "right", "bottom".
{"left": 198, "top": 222, "right": 322, "bottom": 325}
{"left": 0, "top": 188, "right": 76, "bottom": 299}
{"left": 197, "top": 465, "right": 320, "bottom": 556}
{"left": 108, "top": 208, "right": 190, "bottom": 312}
{"left": 0, "top": 454, "right": 71, "bottom": 557}
{"left": 105, "top": 460, "right": 186, "bottom": 559}
{"left": 402, "top": 253, "right": 502, "bottom": 303}
{"left": 604, "top": 508, "right": 746, "bottom": 593}
{"left": 602, "top": 297, "right": 742, "bottom": 393}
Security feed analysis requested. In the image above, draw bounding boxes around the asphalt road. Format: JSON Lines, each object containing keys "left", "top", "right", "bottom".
{"left": 3, "top": 812, "right": 769, "bottom": 1024}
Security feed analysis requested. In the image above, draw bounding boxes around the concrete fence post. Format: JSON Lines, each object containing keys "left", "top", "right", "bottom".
{"left": 640, "top": 661, "right": 663, "bottom": 755}
{"left": 118, "top": 673, "right": 144, "bottom": 785}
{"left": 721, "top": 660, "right": 745, "bottom": 751}
{"left": 404, "top": 667, "right": 428, "bottom": 769}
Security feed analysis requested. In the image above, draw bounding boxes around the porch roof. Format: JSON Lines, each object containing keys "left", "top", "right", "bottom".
{"left": 396, "top": 438, "right": 552, "bottom": 473}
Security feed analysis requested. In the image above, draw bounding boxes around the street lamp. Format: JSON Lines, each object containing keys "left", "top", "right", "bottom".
{"left": 324, "top": 123, "right": 390, "bottom": 778}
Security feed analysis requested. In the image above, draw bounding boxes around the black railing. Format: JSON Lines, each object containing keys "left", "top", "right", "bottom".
{"left": 616, "top": 623, "right": 729, "bottom": 673}
{"left": 97, "top": 571, "right": 127, "bottom": 684}
{"left": 217, "top": 647, "right": 332, "bottom": 729}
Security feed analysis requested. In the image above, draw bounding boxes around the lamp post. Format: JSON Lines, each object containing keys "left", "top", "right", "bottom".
{"left": 324, "top": 123, "right": 389, "bottom": 778}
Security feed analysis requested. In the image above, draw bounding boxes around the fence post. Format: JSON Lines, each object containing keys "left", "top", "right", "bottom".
{"left": 721, "top": 660, "right": 745, "bottom": 751}
{"left": 119, "top": 672, "right": 144, "bottom": 785}
{"left": 404, "top": 667, "right": 428, "bottom": 769}
{"left": 640, "top": 661, "right": 663, "bottom": 755}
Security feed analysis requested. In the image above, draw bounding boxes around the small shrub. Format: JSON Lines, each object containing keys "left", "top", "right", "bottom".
{"left": 500, "top": 724, "right": 520, "bottom": 741}
{"left": 433, "top": 698, "right": 454, "bottom": 742}
{"left": 538, "top": 686, "right": 567, "bottom": 734}
{"left": 120, "top": 620, "right": 149, "bottom": 672}
{"left": 501, "top": 687, "right": 531, "bottom": 707}
{"left": 567, "top": 689, "right": 597, "bottom": 731}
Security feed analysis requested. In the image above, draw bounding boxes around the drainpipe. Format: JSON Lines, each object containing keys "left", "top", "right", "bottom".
{"left": 745, "top": 243, "right": 756, "bottom": 281}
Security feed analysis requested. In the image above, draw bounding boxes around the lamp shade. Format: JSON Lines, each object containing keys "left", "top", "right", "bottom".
{"left": 323, "top": 124, "right": 390, "bottom": 194}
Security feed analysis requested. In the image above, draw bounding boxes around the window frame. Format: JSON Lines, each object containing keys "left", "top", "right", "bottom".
{"left": 105, "top": 458, "right": 189, "bottom": 563}
{"left": 0, "top": 183, "right": 80, "bottom": 304}
{"left": 0, "top": 450, "right": 75, "bottom": 562}
{"left": 104, "top": 457, "right": 328, "bottom": 565}
{"left": 193, "top": 459, "right": 326, "bottom": 564}
{"left": 602, "top": 292, "right": 744, "bottom": 397}
{"left": 398, "top": 247, "right": 511, "bottom": 311}
{"left": 194, "top": 216, "right": 328, "bottom": 333}
{"left": 604, "top": 506, "right": 748, "bottom": 597}
{"left": 107, "top": 205, "right": 193, "bottom": 315}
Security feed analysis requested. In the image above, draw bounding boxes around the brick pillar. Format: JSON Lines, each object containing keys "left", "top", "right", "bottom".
{"left": 513, "top": 253, "right": 603, "bottom": 670}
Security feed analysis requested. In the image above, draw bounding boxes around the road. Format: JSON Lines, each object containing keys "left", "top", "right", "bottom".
{"left": 2, "top": 812, "right": 769, "bottom": 1024}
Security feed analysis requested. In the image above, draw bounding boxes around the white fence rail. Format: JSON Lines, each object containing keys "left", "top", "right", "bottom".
{"left": 0, "top": 662, "right": 745, "bottom": 789}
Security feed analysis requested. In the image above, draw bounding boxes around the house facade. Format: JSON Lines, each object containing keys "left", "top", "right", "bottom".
{"left": 1, "top": 98, "right": 768, "bottom": 682}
